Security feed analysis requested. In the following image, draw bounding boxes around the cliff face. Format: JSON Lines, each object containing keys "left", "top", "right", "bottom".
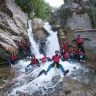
{"left": 64, "top": 0, "right": 92, "bottom": 30}
{"left": 0, "top": 0, "right": 28, "bottom": 61}
{"left": 51, "top": 0, "right": 96, "bottom": 61}
{"left": 63, "top": 0, "right": 96, "bottom": 61}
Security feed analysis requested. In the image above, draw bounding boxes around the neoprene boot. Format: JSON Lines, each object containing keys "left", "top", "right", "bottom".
{"left": 64, "top": 70, "right": 69, "bottom": 75}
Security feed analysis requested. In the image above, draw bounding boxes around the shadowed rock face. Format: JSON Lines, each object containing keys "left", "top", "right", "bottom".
{"left": 0, "top": 0, "right": 28, "bottom": 61}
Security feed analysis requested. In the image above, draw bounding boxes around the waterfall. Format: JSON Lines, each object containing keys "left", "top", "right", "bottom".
{"left": 44, "top": 22, "right": 60, "bottom": 57}
{"left": 28, "top": 20, "right": 40, "bottom": 56}
{"left": 8, "top": 20, "right": 80, "bottom": 96}
{"left": 28, "top": 21, "right": 60, "bottom": 57}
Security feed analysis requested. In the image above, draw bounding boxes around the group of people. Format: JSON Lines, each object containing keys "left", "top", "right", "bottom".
{"left": 7, "top": 40, "right": 31, "bottom": 66}
{"left": 26, "top": 50, "right": 69, "bottom": 76}
{"left": 18, "top": 40, "right": 31, "bottom": 58}
{"left": 7, "top": 35, "right": 85, "bottom": 75}
{"left": 60, "top": 35, "right": 85, "bottom": 63}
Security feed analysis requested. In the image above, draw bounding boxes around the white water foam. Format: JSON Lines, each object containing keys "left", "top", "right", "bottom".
{"left": 28, "top": 20, "right": 40, "bottom": 57}
{"left": 43, "top": 22, "right": 60, "bottom": 57}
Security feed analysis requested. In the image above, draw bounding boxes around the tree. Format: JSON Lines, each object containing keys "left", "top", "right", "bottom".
{"left": 15, "top": 0, "right": 52, "bottom": 20}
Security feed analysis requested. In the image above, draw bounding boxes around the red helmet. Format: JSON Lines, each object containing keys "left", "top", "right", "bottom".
{"left": 64, "top": 42, "right": 67, "bottom": 45}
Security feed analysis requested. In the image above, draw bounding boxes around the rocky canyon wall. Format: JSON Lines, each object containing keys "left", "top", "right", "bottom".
{"left": 0, "top": 0, "right": 28, "bottom": 61}
{"left": 51, "top": 0, "right": 96, "bottom": 61}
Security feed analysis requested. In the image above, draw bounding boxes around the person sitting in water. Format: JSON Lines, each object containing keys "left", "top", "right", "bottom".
{"left": 39, "top": 53, "right": 50, "bottom": 63}
{"left": 42, "top": 50, "right": 69, "bottom": 76}
{"left": 25, "top": 55, "right": 40, "bottom": 72}
{"left": 7, "top": 52, "right": 17, "bottom": 66}
{"left": 30, "top": 55, "right": 40, "bottom": 66}
{"left": 64, "top": 51, "right": 70, "bottom": 61}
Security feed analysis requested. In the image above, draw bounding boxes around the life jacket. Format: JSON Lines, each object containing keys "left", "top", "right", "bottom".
{"left": 26, "top": 42, "right": 30, "bottom": 47}
{"left": 19, "top": 42, "right": 23, "bottom": 47}
{"left": 77, "top": 37, "right": 83, "bottom": 44}
{"left": 72, "top": 48, "right": 76, "bottom": 54}
{"left": 54, "top": 55, "right": 60, "bottom": 63}
{"left": 63, "top": 45, "right": 68, "bottom": 51}
{"left": 65, "top": 52, "right": 69, "bottom": 57}
{"left": 42, "top": 56, "right": 47, "bottom": 62}
{"left": 63, "top": 42, "right": 67, "bottom": 45}
{"left": 66, "top": 57, "right": 69, "bottom": 61}
{"left": 78, "top": 51, "right": 83, "bottom": 55}
{"left": 31, "top": 59, "right": 37, "bottom": 65}
{"left": 10, "top": 55, "right": 16, "bottom": 61}
{"left": 65, "top": 52, "right": 69, "bottom": 61}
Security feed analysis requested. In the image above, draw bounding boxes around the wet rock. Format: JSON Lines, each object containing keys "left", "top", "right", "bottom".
{"left": 16, "top": 91, "right": 25, "bottom": 96}
{"left": 33, "top": 18, "right": 48, "bottom": 40}
{"left": 33, "top": 18, "right": 44, "bottom": 30}
{"left": 63, "top": 83, "right": 71, "bottom": 94}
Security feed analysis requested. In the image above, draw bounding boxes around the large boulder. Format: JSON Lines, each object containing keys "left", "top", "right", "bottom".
{"left": 64, "top": 3, "right": 80, "bottom": 14}
{"left": 0, "top": 0, "right": 28, "bottom": 61}
{"left": 67, "top": 12, "right": 92, "bottom": 30}
{"left": 64, "top": 0, "right": 90, "bottom": 14}
{"left": 33, "top": 18, "right": 48, "bottom": 40}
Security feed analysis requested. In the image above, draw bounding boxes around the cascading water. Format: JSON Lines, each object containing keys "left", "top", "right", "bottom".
{"left": 28, "top": 20, "right": 40, "bottom": 56}
{"left": 44, "top": 22, "right": 60, "bottom": 57}
{"left": 7, "top": 20, "right": 82, "bottom": 95}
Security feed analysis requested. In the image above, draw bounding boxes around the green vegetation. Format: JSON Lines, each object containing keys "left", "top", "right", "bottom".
{"left": 15, "top": 0, "right": 52, "bottom": 21}
{"left": 59, "top": 4, "right": 68, "bottom": 26}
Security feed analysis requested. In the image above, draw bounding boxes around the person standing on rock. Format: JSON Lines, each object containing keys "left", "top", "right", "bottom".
{"left": 25, "top": 40, "right": 31, "bottom": 57}
{"left": 77, "top": 35, "right": 85, "bottom": 59}
{"left": 77, "top": 35, "right": 83, "bottom": 49}
{"left": 7, "top": 52, "right": 17, "bottom": 66}
{"left": 18, "top": 40, "right": 24, "bottom": 59}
